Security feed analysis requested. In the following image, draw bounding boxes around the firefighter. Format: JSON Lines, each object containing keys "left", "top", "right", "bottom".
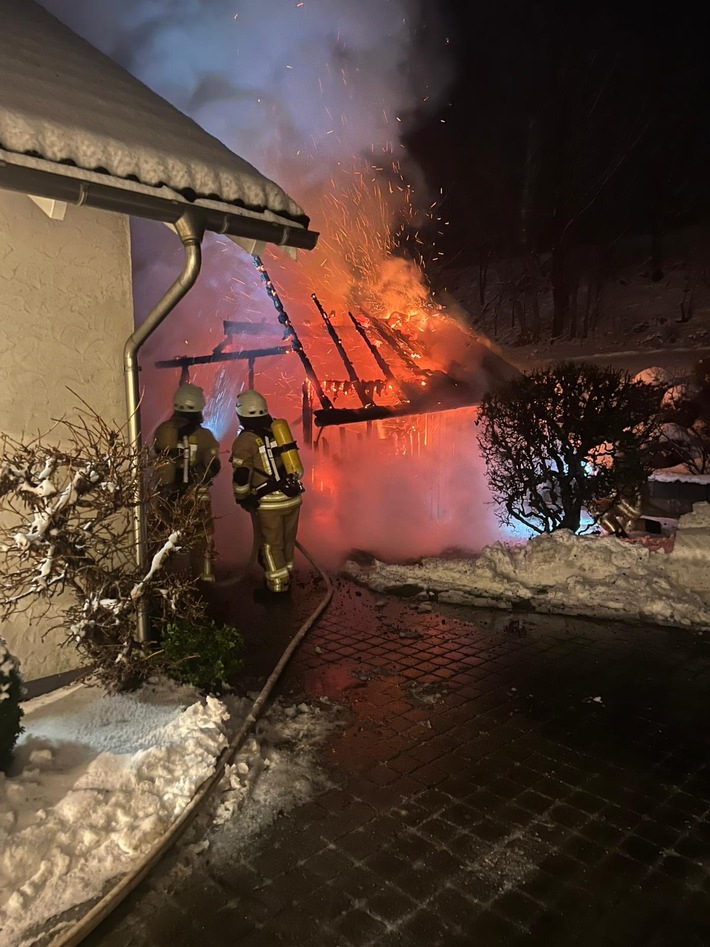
{"left": 230, "top": 390, "right": 304, "bottom": 594}
{"left": 152, "top": 383, "right": 221, "bottom": 581}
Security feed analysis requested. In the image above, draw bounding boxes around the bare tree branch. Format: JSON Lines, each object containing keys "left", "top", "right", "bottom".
{"left": 0, "top": 405, "right": 213, "bottom": 690}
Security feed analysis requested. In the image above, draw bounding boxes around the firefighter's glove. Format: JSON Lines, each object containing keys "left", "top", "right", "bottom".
{"left": 237, "top": 495, "right": 260, "bottom": 513}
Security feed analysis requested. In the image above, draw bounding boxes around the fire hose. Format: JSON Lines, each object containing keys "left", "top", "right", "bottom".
{"left": 46, "top": 540, "right": 334, "bottom": 947}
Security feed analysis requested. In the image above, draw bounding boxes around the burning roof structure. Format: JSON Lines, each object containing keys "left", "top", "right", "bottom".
{"left": 155, "top": 253, "right": 519, "bottom": 440}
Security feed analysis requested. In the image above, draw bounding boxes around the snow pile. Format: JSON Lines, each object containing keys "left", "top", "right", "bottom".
{"left": 0, "top": 679, "right": 345, "bottom": 947}
{"left": 0, "top": 680, "right": 229, "bottom": 947}
{"left": 344, "top": 503, "right": 710, "bottom": 630}
{"left": 663, "top": 503, "right": 710, "bottom": 601}
{"left": 651, "top": 467, "right": 710, "bottom": 483}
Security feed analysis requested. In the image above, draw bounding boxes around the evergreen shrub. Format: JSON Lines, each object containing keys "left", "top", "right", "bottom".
{"left": 0, "top": 637, "right": 23, "bottom": 772}
{"left": 161, "top": 619, "right": 245, "bottom": 694}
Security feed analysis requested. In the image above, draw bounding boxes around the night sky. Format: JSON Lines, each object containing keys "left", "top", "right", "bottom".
{"left": 406, "top": 0, "right": 709, "bottom": 268}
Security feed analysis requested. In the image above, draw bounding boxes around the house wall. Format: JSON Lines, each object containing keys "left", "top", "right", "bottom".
{"left": 0, "top": 190, "right": 134, "bottom": 681}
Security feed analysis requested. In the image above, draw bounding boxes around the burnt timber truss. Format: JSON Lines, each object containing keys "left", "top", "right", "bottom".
{"left": 154, "top": 255, "right": 483, "bottom": 440}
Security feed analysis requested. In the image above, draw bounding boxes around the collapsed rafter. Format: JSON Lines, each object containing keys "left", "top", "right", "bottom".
{"left": 154, "top": 259, "right": 483, "bottom": 428}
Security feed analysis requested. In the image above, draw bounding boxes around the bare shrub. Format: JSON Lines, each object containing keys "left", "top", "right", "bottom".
{"left": 0, "top": 406, "right": 210, "bottom": 691}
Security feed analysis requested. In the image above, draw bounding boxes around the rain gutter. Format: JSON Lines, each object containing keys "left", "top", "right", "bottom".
{"left": 0, "top": 159, "right": 319, "bottom": 250}
{"left": 124, "top": 210, "right": 204, "bottom": 644}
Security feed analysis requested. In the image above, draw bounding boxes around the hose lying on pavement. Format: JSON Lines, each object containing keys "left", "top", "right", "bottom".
{"left": 47, "top": 540, "right": 333, "bottom": 947}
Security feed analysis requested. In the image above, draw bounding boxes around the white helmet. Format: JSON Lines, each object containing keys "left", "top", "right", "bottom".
{"left": 173, "top": 383, "right": 205, "bottom": 413}
{"left": 236, "top": 389, "right": 269, "bottom": 418}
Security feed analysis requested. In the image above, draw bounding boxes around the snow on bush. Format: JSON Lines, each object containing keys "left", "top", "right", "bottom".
{"left": 0, "top": 408, "right": 214, "bottom": 691}
{"left": 661, "top": 384, "right": 690, "bottom": 408}
{"left": 0, "top": 636, "right": 23, "bottom": 772}
{"left": 633, "top": 366, "right": 673, "bottom": 388}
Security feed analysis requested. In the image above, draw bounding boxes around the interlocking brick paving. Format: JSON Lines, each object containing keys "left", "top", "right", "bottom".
{"left": 83, "top": 573, "right": 710, "bottom": 947}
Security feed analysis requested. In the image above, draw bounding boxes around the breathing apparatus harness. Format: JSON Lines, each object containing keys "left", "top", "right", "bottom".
{"left": 237, "top": 415, "right": 305, "bottom": 503}
{"left": 222, "top": 416, "right": 304, "bottom": 588}
{"left": 162, "top": 413, "right": 214, "bottom": 497}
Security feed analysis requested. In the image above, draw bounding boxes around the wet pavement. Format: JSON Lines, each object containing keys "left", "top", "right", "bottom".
{"left": 84, "top": 568, "right": 710, "bottom": 947}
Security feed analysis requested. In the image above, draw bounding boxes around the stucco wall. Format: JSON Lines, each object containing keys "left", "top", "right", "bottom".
{"left": 0, "top": 191, "right": 134, "bottom": 681}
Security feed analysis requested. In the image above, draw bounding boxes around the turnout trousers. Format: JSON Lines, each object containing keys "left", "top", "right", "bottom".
{"left": 255, "top": 504, "right": 301, "bottom": 592}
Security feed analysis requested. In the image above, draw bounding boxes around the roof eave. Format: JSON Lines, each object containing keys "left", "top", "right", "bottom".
{"left": 0, "top": 158, "right": 319, "bottom": 251}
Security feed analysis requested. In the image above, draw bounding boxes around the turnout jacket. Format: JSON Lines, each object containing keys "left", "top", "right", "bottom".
{"left": 153, "top": 414, "right": 221, "bottom": 493}
{"left": 230, "top": 429, "right": 303, "bottom": 511}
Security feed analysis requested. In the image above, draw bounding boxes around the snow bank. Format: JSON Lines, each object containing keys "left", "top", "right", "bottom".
{"left": 0, "top": 680, "right": 229, "bottom": 947}
{"left": 663, "top": 503, "right": 710, "bottom": 601}
{"left": 344, "top": 504, "right": 710, "bottom": 630}
{"left": 0, "top": 678, "right": 346, "bottom": 947}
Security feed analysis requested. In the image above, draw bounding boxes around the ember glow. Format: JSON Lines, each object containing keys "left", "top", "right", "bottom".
{"left": 45, "top": 0, "right": 518, "bottom": 564}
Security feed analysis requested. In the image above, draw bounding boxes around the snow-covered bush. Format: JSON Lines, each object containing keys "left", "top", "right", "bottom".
{"left": 633, "top": 367, "right": 673, "bottom": 388}
{"left": 0, "top": 408, "right": 212, "bottom": 691}
{"left": 0, "top": 635, "right": 23, "bottom": 772}
{"left": 477, "top": 361, "right": 663, "bottom": 533}
{"left": 654, "top": 357, "right": 710, "bottom": 473}
{"left": 160, "top": 619, "right": 245, "bottom": 694}
{"left": 661, "top": 385, "right": 689, "bottom": 409}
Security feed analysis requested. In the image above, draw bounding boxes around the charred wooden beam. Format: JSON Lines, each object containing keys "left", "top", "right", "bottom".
{"left": 253, "top": 256, "right": 333, "bottom": 409}
{"left": 348, "top": 311, "right": 410, "bottom": 401}
{"left": 311, "top": 293, "right": 375, "bottom": 408}
{"left": 155, "top": 346, "right": 290, "bottom": 369}
{"left": 364, "top": 312, "right": 430, "bottom": 377}
{"left": 313, "top": 396, "right": 478, "bottom": 427}
{"left": 347, "top": 312, "right": 395, "bottom": 380}
{"left": 313, "top": 375, "right": 482, "bottom": 427}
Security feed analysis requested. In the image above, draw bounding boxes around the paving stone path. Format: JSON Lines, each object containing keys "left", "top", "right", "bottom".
{"left": 84, "top": 573, "right": 710, "bottom": 947}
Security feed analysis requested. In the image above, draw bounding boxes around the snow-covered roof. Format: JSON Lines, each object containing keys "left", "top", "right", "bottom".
{"left": 0, "top": 0, "right": 313, "bottom": 237}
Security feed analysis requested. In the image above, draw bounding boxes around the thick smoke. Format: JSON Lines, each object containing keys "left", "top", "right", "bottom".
{"left": 41, "top": 0, "right": 509, "bottom": 566}
{"left": 41, "top": 0, "right": 451, "bottom": 193}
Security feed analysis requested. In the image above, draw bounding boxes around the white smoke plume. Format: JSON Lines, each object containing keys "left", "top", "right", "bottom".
{"left": 40, "top": 0, "right": 453, "bottom": 200}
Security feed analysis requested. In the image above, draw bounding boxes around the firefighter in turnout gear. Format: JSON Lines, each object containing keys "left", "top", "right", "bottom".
{"left": 152, "top": 383, "right": 221, "bottom": 581}
{"left": 230, "top": 390, "right": 304, "bottom": 594}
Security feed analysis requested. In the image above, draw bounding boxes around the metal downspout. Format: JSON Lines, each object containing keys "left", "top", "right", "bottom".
{"left": 124, "top": 211, "right": 205, "bottom": 643}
